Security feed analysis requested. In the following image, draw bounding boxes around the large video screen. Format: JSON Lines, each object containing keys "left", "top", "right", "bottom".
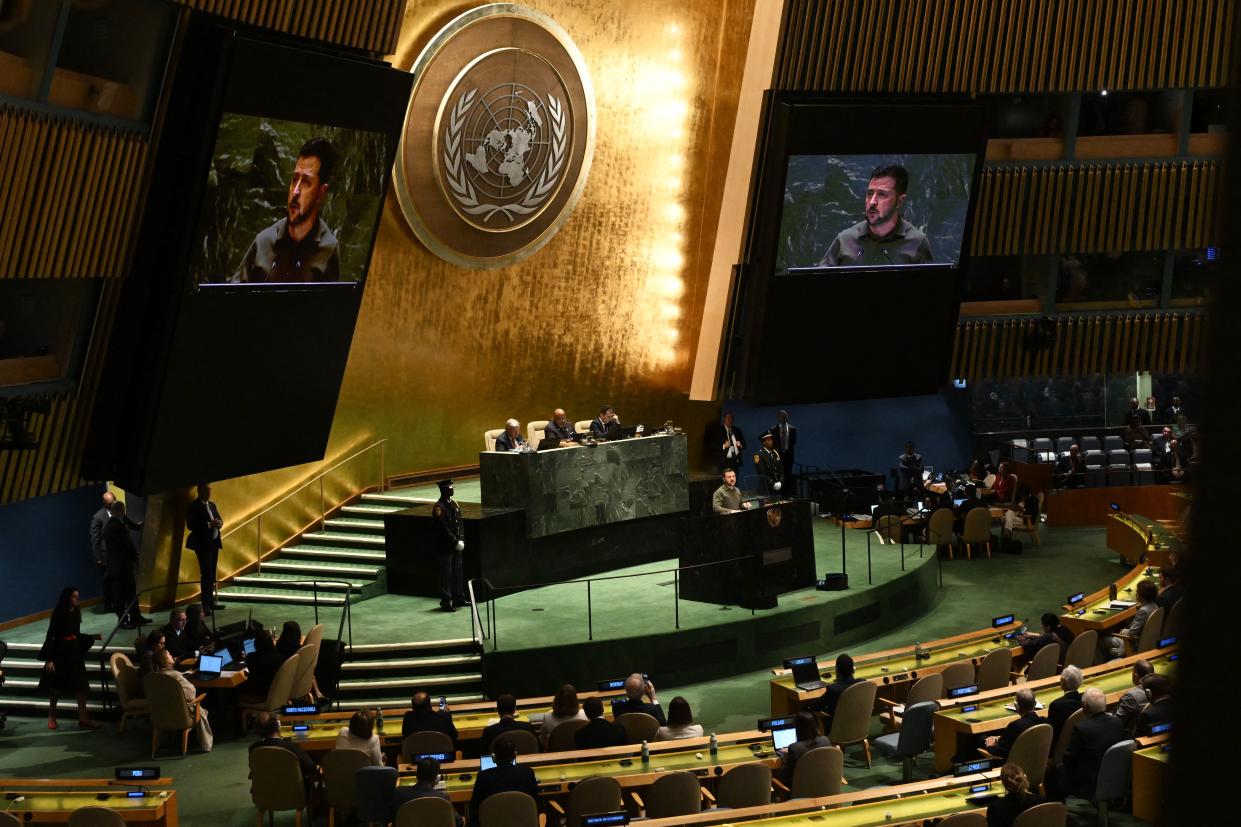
{"left": 190, "top": 115, "right": 389, "bottom": 285}
{"left": 776, "top": 153, "right": 976, "bottom": 273}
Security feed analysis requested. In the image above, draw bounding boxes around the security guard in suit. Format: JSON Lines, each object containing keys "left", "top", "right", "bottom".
{"left": 433, "top": 479, "right": 468, "bottom": 612}
{"left": 754, "top": 431, "right": 784, "bottom": 494}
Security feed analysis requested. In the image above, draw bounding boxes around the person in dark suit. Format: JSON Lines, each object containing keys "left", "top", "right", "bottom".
{"left": 402, "top": 691, "right": 458, "bottom": 747}
{"left": 391, "top": 757, "right": 462, "bottom": 824}
{"left": 103, "top": 500, "right": 148, "bottom": 627}
{"left": 1054, "top": 444, "right": 1087, "bottom": 488}
{"left": 494, "top": 419, "right": 527, "bottom": 451}
{"left": 1156, "top": 565, "right": 1183, "bottom": 612}
{"left": 249, "top": 711, "right": 317, "bottom": 795}
{"left": 1017, "top": 613, "right": 1075, "bottom": 658}
{"left": 89, "top": 491, "right": 127, "bottom": 612}
{"left": 715, "top": 411, "right": 745, "bottom": 472}
{"left": 981, "top": 689, "right": 1043, "bottom": 759}
{"left": 612, "top": 673, "right": 666, "bottom": 726}
{"left": 589, "top": 405, "right": 619, "bottom": 437}
{"left": 811, "top": 654, "right": 861, "bottom": 719}
{"left": 1123, "top": 397, "right": 1151, "bottom": 426}
{"left": 478, "top": 694, "right": 536, "bottom": 755}
{"left": 243, "top": 630, "right": 282, "bottom": 700}
{"left": 1113, "top": 660, "right": 1155, "bottom": 731}
{"left": 575, "top": 696, "right": 627, "bottom": 749}
{"left": 185, "top": 483, "right": 226, "bottom": 613}
{"left": 544, "top": 409, "right": 577, "bottom": 442}
{"left": 1133, "top": 674, "right": 1172, "bottom": 734}
{"left": 432, "top": 479, "right": 468, "bottom": 612}
{"left": 779, "top": 710, "right": 831, "bottom": 786}
{"left": 1047, "top": 687, "right": 1129, "bottom": 801}
{"left": 470, "top": 736, "right": 538, "bottom": 826}
{"left": 772, "top": 410, "right": 797, "bottom": 483}
{"left": 162, "top": 608, "right": 196, "bottom": 661}
{"left": 1166, "top": 396, "right": 1187, "bottom": 423}
{"left": 1047, "top": 666, "right": 1084, "bottom": 743}
{"left": 896, "top": 442, "right": 924, "bottom": 498}
{"left": 753, "top": 431, "right": 784, "bottom": 494}
{"left": 986, "top": 762, "right": 1045, "bottom": 827}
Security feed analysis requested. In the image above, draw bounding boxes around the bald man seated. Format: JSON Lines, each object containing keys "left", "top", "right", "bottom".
{"left": 544, "top": 408, "right": 578, "bottom": 442}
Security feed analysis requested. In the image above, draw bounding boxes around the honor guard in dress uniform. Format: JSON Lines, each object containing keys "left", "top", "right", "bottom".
{"left": 754, "top": 431, "right": 784, "bottom": 494}
{"left": 433, "top": 479, "right": 469, "bottom": 612}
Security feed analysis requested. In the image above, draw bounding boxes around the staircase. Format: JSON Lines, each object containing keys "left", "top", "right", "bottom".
{"left": 333, "top": 637, "right": 487, "bottom": 710}
{"left": 0, "top": 641, "right": 121, "bottom": 716}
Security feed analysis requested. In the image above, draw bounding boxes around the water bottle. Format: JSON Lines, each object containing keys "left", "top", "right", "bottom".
{"left": 376, "top": 708, "right": 385, "bottom": 735}
{"left": 709, "top": 733, "right": 718, "bottom": 756}
{"left": 914, "top": 641, "right": 925, "bottom": 660}
{"left": 641, "top": 740, "right": 650, "bottom": 764}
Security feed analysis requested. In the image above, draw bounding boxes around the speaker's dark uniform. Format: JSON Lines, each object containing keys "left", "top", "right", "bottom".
{"left": 433, "top": 480, "right": 468, "bottom": 611}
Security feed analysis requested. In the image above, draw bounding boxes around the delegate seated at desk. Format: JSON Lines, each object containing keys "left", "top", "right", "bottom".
{"left": 494, "top": 418, "right": 527, "bottom": 451}
{"left": 544, "top": 408, "right": 578, "bottom": 442}
{"left": 712, "top": 469, "right": 747, "bottom": 514}
{"left": 590, "top": 404, "right": 620, "bottom": 437}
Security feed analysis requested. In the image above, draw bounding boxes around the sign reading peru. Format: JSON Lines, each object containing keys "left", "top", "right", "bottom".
{"left": 394, "top": 4, "right": 596, "bottom": 268}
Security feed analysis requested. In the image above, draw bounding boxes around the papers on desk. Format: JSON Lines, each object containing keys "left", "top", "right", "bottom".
{"left": 1004, "top": 701, "right": 1046, "bottom": 712}
{"left": 220, "top": 670, "right": 240, "bottom": 679}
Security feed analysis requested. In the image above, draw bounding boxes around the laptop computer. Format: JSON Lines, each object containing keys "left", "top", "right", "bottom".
{"left": 536, "top": 437, "right": 563, "bottom": 451}
{"left": 771, "top": 724, "right": 798, "bottom": 755}
{"left": 242, "top": 637, "right": 257, "bottom": 656}
{"left": 785, "top": 656, "right": 824, "bottom": 692}
{"left": 196, "top": 653, "right": 224, "bottom": 681}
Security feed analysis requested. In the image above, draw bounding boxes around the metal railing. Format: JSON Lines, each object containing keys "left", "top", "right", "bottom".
{"left": 221, "top": 439, "right": 387, "bottom": 575}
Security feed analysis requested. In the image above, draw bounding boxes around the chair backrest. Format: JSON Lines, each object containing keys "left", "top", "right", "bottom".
{"left": 322, "top": 747, "right": 371, "bottom": 810}
{"left": 574, "top": 420, "right": 592, "bottom": 435}
{"left": 527, "top": 420, "right": 550, "bottom": 445}
{"left": 875, "top": 515, "right": 903, "bottom": 543}
{"left": 936, "top": 813, "right": 987, "bottom": 827}
{"left": 1132, "top": 448, "right": 1153, "bottom": 464}
{"left": 110, "top": 652, "right": 143, "bottom": 706}
{"left": 289, "top": 643, "right": 318, "bottom": 700}
{"left": 1006, "top": 723, "right": 1054, "bottom": 788}
{"left": 962, "top": 507, "right": 992, "bottom": 542}
{"left": 396, "top": 796, "right": 456, "bottom": 827}
{"left": 1032, "top": 438, "right": 1053, "bottom": 452}
{"left": 642, "top": 771, "right": 703, "bottom": 818}
{"left": 895, "top": 701, "right": 937, "bottom": 759}
{"left": 0, "top": 811, "right": 22, "bottom": 826}
{"left": 927, "top": 508, "right": 955, "bottom": 544}
{"left": 905, "top": 673, "right": 943, "bottom": 707}
{"left": 248, "top": 746, "right": 307, "bottom": 812}
{"left": 1052, "top": 708, "right": 1086, "bottom": 764}
{"left": 493, "top": 728, "right": 541, "bottom": 756}
{"left": 1062, "top": 629, "right": 1097, "bottom": 669}
{"left": 1013, "top": 801, "right": 1069, "bottom": 827}
{"left": 716, "top": 762, "right": 772, "bottom": 809}
{"left": 616, "top": 711, "right": 661, "bottom": 744}
{"left": 976, "top": 648, "right": 1013, "bottom": 691}
{"left": 1107, "top": 449, "right": 1131, "bottom": 467}
{"left": 940, "top": 662, "right": 976, "bottom": 695}
{"left": 1163, "top": 598, "right": 1184, "bottom": 639}
{"left": 402, "top": 730, "right": 454, "bottom": 763}
{"left": 303, "top": 623, "right": 325, "bottom": 655}
{"left": 983, "top": 473, "right": 996, "bottom": 488}
{"left": 66, "top": 807, "right": 127, "bottom": 827}
{"left": 1080, "top": 436, "right": 1100, "bottom": 452}
{"left": 1135, "top": 606, "right": 1166, "bottom": 653}
{"left": 546, "top": 717, "right": 589, "bottom": 752}
{"left": 479, "top": 791, "right": 541, "bottom": 827}
{"left": 1103, "top": 435, "right": 1123, "bottom": 452}
{"left": 1054, "top": 437, "right": 1075, "bottom": 453}
{"left": 353, "top": 766, "right": 398, "bottom": 823}
{"left": 484, "top": 429, "right": 504, "bottom": 451}
{"left": 142, "top": 672, "right": 192, "bottom": 730}
{"left": 827, "top": 680, "right": 878, "bottom": 745}
{"left": 1092, "top": 739, "right": 1137, "bottom": 802}
{"left": 1024, "top": 643, "right": 1061, "bottom": 681}
{"left": 567, "top": 776, "right": 624, "bottom": 827}
{"left": 791, "top": 745, "right": 843, "bottom": 799}
{"left": 264, "top": 652, "right": 301, "bottom": 712}
{"left": 1084, "top": 450, "right": 1104, "bottom": 468}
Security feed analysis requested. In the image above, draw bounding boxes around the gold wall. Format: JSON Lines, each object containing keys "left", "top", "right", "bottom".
{"left": 150, "top": 0, "right": 758, "bottom": 600}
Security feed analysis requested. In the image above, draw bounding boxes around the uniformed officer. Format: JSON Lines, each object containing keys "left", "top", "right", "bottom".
{"left": 754, "top": 431, "right": 784, "bottom": 494}
{"left": 432, "top": 479, "right": 468, "bottom": 612}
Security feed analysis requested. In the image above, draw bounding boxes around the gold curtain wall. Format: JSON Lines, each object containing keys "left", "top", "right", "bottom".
{"left": 775, "top": 0, "right": 1233, "bottom": 93}
{"left": 170, "top": 0, "right": 407, "bottom": 54}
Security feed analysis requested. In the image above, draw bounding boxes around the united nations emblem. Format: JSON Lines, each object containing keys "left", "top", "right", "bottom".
{"left": 394, "top": 4, "right": 595, "bottom": 268}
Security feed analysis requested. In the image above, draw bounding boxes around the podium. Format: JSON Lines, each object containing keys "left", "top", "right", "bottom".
{"left": 678, "top": 499, "right": 816, "bottom": 609}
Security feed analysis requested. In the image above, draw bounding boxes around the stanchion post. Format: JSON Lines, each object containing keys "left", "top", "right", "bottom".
{"left": 586, "top": 579, "right": 593, "bottom": 641}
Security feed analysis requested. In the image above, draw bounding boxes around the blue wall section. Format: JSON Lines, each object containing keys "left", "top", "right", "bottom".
{"left": 722, "top": 386, "right": 975, "bottom": 485}
{"left": 0, "top": 484, "right": 107, "bottom": 623}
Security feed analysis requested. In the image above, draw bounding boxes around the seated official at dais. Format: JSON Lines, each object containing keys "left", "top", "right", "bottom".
{"left": 494, "top": 418, "right": 527, "bottom": 451}
{"left": 544, "top": 408, "right": 578, "bottom": 442}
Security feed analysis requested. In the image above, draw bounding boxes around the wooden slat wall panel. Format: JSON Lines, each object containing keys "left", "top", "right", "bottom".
{"left": 172, "top": 0, "right": 404, "bottom": 54}
{"left": 775, "top": 0, "right": 1232, "bottom": 92}
{"left": 950, "top": 312, "right": 1206, "bottom": 381}
{"left": 969, "top": 161, "right": 1222, "bottom": 256}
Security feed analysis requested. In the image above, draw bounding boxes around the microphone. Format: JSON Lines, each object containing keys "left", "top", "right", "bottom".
{"left": 881, "top": 247, "right": 894, "bottom": 264}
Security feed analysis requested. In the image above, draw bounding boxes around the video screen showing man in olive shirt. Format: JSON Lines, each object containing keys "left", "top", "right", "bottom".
{"left": 818, "top": 165, "right": 931, "bottom": 267}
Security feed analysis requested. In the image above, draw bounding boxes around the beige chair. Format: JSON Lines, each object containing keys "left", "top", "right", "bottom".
{"left": 493, "top": 728, "right": 541, "bottom": 755}
{"left": 242, "top": 651, "right": 300, "bottom": 728}
{"left": 249, "top": 745, "right": 309, "bottom": 826}
{"left": 1010, "top": 492, "right": 1044, "bottom": 545}
{"left": 927, "top": 508, "right": 958, "bottom": 559}
{"left": 632, "top": 770, "right": 704, "bottom": 818}
{"left": 1062, "top": 630, "right": 1097, "bottom": 670}
{"left": 551, "top": 775, "right": 623, "bottom": 826}
{"left": 940, "top": 661, "right": 976, "bottom": 695}
{"left": 66, "top": 808, "right": 126, "bottom": 827}
{"left": 1023, "top": 644, "right": 1061, "bottom": 682}
{"left": 1162, "top": 598, "right": 1184, "bottom": 639}
{"left": 323, "top": 747, "right": 371, "bottom": 827}
{"left": 878, "top": 672, "right": 941, "bottom": 730}
{"left": 977, "top": 648, "right": 1013, "bottom": 691}
{"left": 402, "top": 730, "right": 455, "bottom": 763}
{"left": 527, "top": 420, "right": 549, "bottom": 445}
{"left": 303, "top": 623, "right": 325, "bottom": 652}
{"left": 962, "top": 507, "right": 993, "bottom": 559}
{"left": 827, "top": 680, "right": 878, "bottom": 768}
{"left": 1132, "top": 606, "right": 1166, "bottom": 654}
{"left": 616, "top": 711, "right": 661, "bottom": 744}
{"left": 484, "top": 429, "right": 504, "bottom": 451}
{"left": 1012, "top": 800, "right": 1068, "bottom": 827}
{"left": 937, "top": 813, "right": 987, "bottom": 827}
{"left": 574, "top": 420, "right": 593, "bottom": 435}
{"left": 714, "top": 762, "right": 772, "bottom": 808}
{"left": 545, "top": 717, "right": 589, "bottom": 752}
{"left": 289, "top": 643, "right": 318, "bottom": 703}
{"left": 110, "top": 652, "right": 149, "bottom": 734}
{"left": 1052, "top": 708, "right": 1086, "bottom": 765}
{"left": 143, "top": 672, "right": 204, "bottom": 758}
{"left": 783, "top": 745, "right": 844, "bottom": 799}
{"left": 479, "top": 790, "right": 541, "bottom": 827}
{"left": 985, "top": 723, "right": 1053, "bottom": 788}
{"left": 396, "top": 796, "right": 456, "bottom": 827}
{"left": 875, "top": 515, "right": 904, "bottom": 545}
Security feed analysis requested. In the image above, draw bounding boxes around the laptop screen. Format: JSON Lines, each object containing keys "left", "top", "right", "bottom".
{"left": 953, "top": 498, "right": 966, "bottom": 507}
{"left": 242, "top": 637, "right": 257, "bottom": 656}
{"left": 786, "top": 657, "right": 819, "bottom": 685}
{"left": 772, "top": 726, "right": 798, "bottom": 752}
{"left": 198, "top": 654, "right": 223, "bottom": 673}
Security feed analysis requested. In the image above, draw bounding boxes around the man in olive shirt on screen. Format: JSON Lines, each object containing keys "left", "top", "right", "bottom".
{"left": 712, "top": 469, "right": 744, "bottom": 514}
{"left": 818, "top": 164, "right": 932, "bottom": 267}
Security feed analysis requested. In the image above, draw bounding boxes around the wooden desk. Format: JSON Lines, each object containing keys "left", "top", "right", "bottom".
{"left": 1106, "top": 513, "right": 1181, "bottom": 568}
{"left": 769, "top": 621, "right": 1023, "bottom": 716}
{"left": 1044, "top": 485, "right": 1187, "bottom": 527}
{"left": 186, "top": 668, "right": 247, "bottom": 690}
{"left": 1059, "top": 562, "right": 1150, "bottom": 636}
{"left": 1132, "top": 742, "right": 1170, "bottom": 823}
{"left": 932, "top": 648, "right": 1177, "bottom": 771}
{"left": 0, "top": 779, "right": 178, "bottom": 825}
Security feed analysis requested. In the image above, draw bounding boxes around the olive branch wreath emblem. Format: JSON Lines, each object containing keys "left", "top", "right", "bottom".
{"left": 442, "top": 88, "right": 567, "bottom": 224}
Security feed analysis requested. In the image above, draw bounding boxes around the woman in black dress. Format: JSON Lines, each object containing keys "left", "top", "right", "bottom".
{"left": 39, "top": 586, "right": 99, "bottom": 730}
{"left": 276, "top": 620, "right": 302, "bottom": 662}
